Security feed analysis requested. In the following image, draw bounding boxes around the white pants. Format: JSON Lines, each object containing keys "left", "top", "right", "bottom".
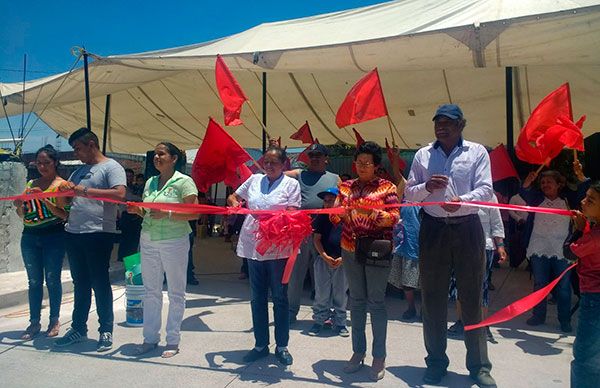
{"left": 140, "top": 232, "right": 189, "bottom": 346}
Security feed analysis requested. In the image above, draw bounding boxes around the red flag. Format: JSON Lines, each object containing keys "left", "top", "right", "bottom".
{"left": 489, "top": 144, "right": 519, "bottom": 182}
{"left": 535, "top": 115, "right": 586, "bottom": 163}
{"left": 335, "top": 68, "right": 388, "bottom": 128}
{"left": 515, "top": 83, "right": 572, "bottom": 164}
{"left": 353, "top": 128, "right": 366, "bottom": 147}
{"left": 192, "top": 118, "right": 252, "bottom": 192}
{"left": 215, "top": 55, "right": 248, "bottom": 126}
{"left": 290, "top": 121, "right": 314, "bottom": 144}
{"left": 224, "top": 163, "right": 253, "bottom": 190}
{"left": 385, "top": 138, "right": 407, "bottom": 172}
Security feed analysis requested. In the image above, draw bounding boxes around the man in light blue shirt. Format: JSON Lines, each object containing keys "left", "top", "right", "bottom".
{"left": 405, "top": 104, "right": 496, "bottom": 388}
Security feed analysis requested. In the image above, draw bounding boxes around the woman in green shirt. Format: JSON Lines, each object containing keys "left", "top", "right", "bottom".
{"left": 128, "top": 142, "right": 198, "bottom": 358}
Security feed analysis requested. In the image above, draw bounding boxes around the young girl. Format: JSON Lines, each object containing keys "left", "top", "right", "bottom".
{"left": 565, "top": 181, "right": 600, "bottom": 387}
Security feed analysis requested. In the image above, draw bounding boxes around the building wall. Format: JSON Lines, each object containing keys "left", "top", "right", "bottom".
{"left": 0, "top": 162, "right": 26, "bottom": 273}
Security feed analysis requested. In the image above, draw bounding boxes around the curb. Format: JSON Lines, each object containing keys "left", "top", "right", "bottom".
{"left": 0, "top": 262, "right": 125, "bottom": 310}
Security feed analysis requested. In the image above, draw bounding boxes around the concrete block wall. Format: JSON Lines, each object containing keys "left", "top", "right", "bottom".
{"left": 0, "top": 162, "right": 26, "bottom": 273}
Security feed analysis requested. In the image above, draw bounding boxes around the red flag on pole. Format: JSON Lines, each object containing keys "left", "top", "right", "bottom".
{"left": 192, "top": 118, "right": 252, "bottom": 192}
{"left": 215, "top": 55, "right": 248, "bottom": 126}
{"left": 489, "top": 144, "right": 519, "bottom": 182}
{"left": 353, "top": 128, "right": 366, "bottom": 147}
{"left": 535, "top": 115, "right": 586, "bottom": 162}
{"left": 335, "top": 68, "right": 388, "bottom": 128}
{"left": 290, "top": 121, "right": 314, "bottom": 144}
{"left": 515, "top": 83, "right": 572, "bottom": 164}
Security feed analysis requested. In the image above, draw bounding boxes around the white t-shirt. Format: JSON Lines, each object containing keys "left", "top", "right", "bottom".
{"left": 235, "top": 173, "right": 301, "bottom": 261}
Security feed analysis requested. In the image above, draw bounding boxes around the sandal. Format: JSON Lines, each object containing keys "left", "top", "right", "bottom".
{"left": 134, "top": 342, "right": 158, "bottom": 356}
{"left": 161, "top": 344, "right": 179, "bottom": 358}
{"left": 21, "top": 323, "right": 41, "bottom": 340}
{"left": 46, "top": 321, "right": 60, "bottom": 338}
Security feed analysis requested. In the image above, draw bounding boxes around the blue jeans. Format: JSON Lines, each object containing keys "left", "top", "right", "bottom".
{"left": 21, "top": 232, "right": 65, "bottom": 324}
{"left": 571, "top": 293, "right": 600, "bottom": 388}
{"left": 530, "top": 255, "right": 572, "bottom": 324}
{"left": 248, "top": 258, "right": 289, "bottom": 348}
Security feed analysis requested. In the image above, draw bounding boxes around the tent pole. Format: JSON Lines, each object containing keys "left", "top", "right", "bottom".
{"left": 505, "top": 67, "right": 514, "bottom": 155}
{"left": 102, "top": 94, "right": 111, "bottom": 155}
{"left": 83, "top": 51, "right": 92, "bottom": 131}
{"left": 262, "top": 72, "right": 267, "bottom": 153}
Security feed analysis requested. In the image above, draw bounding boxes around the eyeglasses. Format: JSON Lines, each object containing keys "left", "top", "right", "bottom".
{"left": 262, "top": 161, "right": 282, "bottom": 166}
{"left": 355, "top": 161, "right": 375, "bottom": 167}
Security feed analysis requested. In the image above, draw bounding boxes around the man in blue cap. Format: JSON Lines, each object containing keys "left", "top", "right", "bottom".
{"left": 286, "top": 144, "right": 340, "bottom": 324}
{"left": 404, "top": 104, "right": 496, "bottom": 387}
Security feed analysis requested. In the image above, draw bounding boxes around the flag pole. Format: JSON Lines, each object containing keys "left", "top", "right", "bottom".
{"left": 386, "top": 116, "right": 397, "bottom": 147}
{"left": 246, "top": 100, "right": 273, "bottom": 140}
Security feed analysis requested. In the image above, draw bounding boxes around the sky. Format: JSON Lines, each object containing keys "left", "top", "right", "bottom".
{"left": 0, "top": 0, "right": 387, "bottom": 153}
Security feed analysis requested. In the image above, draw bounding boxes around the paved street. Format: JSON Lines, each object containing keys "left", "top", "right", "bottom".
{"left": 0, "top": 239, "right": 574, "bottom": 387}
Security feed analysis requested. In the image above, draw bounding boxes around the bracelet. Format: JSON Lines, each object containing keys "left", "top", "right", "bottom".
{"left": 82, "top": 187, "right": 88, "bottom": 197}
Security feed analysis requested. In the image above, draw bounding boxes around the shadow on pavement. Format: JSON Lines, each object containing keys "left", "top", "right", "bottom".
{"left": 496, "top": 328, "right": 569, "bottom": 356}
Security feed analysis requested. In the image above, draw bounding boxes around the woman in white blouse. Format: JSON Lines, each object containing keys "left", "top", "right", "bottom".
{"left": 227, "top": 146, "right": 301, "bottom": 366}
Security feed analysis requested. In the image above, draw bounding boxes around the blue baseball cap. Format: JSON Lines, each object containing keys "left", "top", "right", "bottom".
{"left": 317, "top": 187, "right": 339, "bottom": 200}
{"left": 307, "top": 143, "right": 329, "bottom": 156}
{"left": 432, "top": 104, "right": 464, "bottom": 121}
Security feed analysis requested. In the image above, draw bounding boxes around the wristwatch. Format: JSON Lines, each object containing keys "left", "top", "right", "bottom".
{"left": 82, "top": 187, "right": 88, "bottom": 197}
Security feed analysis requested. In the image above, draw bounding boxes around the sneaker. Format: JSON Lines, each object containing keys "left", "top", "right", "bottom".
{"left": 447, "top": 320, "right": 464, "bottom": 337}
{"left": 97, "top": 332, "right": 113, "bottom": 352}
{"left": 242, "top": 347, "right": 269, "bottom": 363}
{"left": 560, "top": 322, "right": 572, "bottom": 333}
{"left": 470, "top": 370, "right": 497, "bottom": 388}
{"left": 55, "top": 328, "right": 87, "bottom": 348}
{"left": 275, "top": 348, "right": 293, "bottom": 366}
{"left": 402, "top": 308, "right": 417, "bottom": 320}
{"left": 526, "top": 316, "right": 545, "bottom": 326}
{"left": 308, "top": 323, "right": 323, "bottom": 336}
{"left": 335, "top": 325, "right": 350, "bottom": 337}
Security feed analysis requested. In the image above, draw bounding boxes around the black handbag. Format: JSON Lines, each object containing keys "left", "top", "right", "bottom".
{"left": 355, "top": 237, "right": 393, "bottom": 267}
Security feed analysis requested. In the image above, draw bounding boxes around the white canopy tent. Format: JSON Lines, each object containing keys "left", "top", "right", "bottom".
{"left": 1, "top": 0, "right": 600, "bottom": 153}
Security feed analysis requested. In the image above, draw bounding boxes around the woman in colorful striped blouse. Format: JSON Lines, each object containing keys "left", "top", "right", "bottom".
{"left": 331, "top": 141, "right": 400, "bottom": 381}
{"left": 15, "top": 145, "right": 68, "bottom": 340}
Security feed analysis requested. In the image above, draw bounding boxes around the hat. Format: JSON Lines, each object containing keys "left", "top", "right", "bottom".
{"left": 317, "top": 187, "right": 339, "bottom": 200}
{"left": 307, "top": 143, "right": 329, "bottom": 156}
{"left": 432, "top": 104, "right": 464, "bottom": 121}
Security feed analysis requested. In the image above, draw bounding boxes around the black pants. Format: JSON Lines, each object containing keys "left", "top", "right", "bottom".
{"left": 419, "top": 213, "right": 491, "bottom": 374}
{"left": 117, "top": 213, "right": 142, "bottom": 260}
{"left": 66, "top": 232, "right": 115, "bottom": 335}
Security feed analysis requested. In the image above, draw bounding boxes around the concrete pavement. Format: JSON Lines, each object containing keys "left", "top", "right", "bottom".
{"left": 0, "top": 237, "right": 575, "bottom": 387}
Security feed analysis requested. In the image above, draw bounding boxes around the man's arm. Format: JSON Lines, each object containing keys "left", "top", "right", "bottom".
{"left": 404, "top": 150, "right": 430, "bottom": 202}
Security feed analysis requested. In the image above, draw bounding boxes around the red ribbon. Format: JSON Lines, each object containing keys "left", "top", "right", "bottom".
{"left": 464, "top": 262, "right": 577, "bottom": 331}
